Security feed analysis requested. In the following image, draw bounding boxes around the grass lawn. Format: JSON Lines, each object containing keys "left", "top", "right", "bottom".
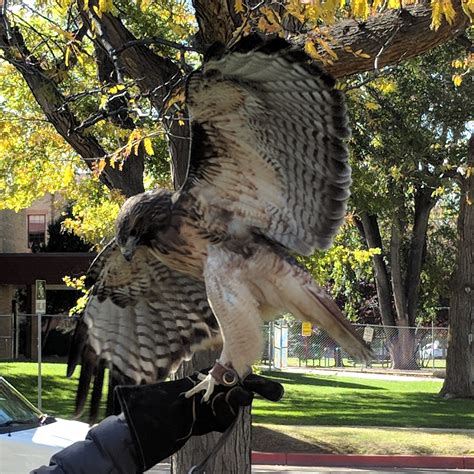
{"left": 2, "top": 362, "right": 473, "bottom": 455}
{"left": 253, "top": 371, "right": 474, "bottom": 429}
{"left": 2, "top": 363, "right": 473, "bottom": 429}
{"left": 0, "top": 361, "right": 90, "bottom": 420}
{"left": 252, "top": 371, "right": 474, "bottom": 455}
{"left": 252, "top": 424, "right": 474, "bottom": 455}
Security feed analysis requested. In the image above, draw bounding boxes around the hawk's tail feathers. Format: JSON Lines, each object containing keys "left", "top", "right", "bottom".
{"left": 282, "top": 267, "right": 372, "bottom": 364}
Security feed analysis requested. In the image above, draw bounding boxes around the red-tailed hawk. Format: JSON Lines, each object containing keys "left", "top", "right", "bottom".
{"left": 69, "top": 35, "right": 371, "bottom": 404}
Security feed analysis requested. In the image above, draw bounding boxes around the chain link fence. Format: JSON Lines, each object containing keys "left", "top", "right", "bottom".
{"left": 262, "top": 320, "right": 448, "bottom": 371}
{"left": 0, "top": 314, "right": 448, "bottom": 372}
{"left": 0, "top": 313, "right": 75, "bottom": 361}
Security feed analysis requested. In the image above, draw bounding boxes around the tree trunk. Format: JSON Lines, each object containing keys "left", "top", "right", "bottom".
{"left": 172, "top": 410, "right": 251, "bottom": 474}
{"left": 390, "top": 214, "right": 406, "bottom": 323}
{"left": 359, "top": 213, "right": 396, "bottom": 327}
{"left": 358, "top": 185, "right": 435, "bottom": 369}
{"left": 440, "top": 135, "right": 474, "bottom": 399}
{"left": 405, "top": 187, "right": 436, "bottom": 325}
{"left": 386, "top": 189, "right": 435, "bottom": 369}
{"left": 390, "top": 322, "right": 418, "bottom": 370}
{"left": 387, "top": 215, "right": 417, "bottom": 369}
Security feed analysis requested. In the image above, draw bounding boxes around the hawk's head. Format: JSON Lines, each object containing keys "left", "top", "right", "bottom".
{"left": 116, "top": 189, "right": 172, "bottom": 261}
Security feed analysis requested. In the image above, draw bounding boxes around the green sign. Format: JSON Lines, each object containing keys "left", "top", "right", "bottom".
{"left": 35, "top": 280, "right": 46, "bottom": 314}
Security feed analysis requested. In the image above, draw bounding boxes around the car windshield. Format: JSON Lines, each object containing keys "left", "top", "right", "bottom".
{"left": 0, "top": 377, "right": 43, "bottom": 427}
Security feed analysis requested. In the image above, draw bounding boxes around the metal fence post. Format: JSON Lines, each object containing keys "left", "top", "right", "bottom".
{"left": 268, "top": 321, "right": 273, "bottom": 371}
{"left": 13, "top": 300, "right": 19, "bottom": 359}
{"left": 37, "top": 312, "right": 42, "bottom": 411}
{"left": 432, "top": 318, "right": 435, "bottom": 370}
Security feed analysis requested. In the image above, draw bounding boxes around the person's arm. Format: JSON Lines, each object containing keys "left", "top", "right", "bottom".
{"left": 32, "top": 372, "right": 283, "bottom": 474}
{"left": 31, "top": 414, "right": 138, "bottom": 474}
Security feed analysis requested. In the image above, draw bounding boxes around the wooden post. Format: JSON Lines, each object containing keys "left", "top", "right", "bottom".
{"left": 171, "top": 351, "right": 251, "bottom": 474}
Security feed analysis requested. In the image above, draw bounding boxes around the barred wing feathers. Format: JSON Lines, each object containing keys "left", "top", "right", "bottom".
{"left": 69, "top": 240, "right": 221, "bottom": 386}
{"left": 184, "top": 36, "right": 351, "bottom": 255}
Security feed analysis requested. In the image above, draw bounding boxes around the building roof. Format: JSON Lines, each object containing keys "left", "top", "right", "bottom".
{"left": 0, "top": 253, "right": 95, "bottom": 285}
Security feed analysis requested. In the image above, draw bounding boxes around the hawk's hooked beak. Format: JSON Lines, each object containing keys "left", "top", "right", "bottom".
{"left": 121, "top": 237, "right": 137, "bottom": 262}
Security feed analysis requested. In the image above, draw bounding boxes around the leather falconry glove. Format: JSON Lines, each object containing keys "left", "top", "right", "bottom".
{"left": 115, "top": 371, "right": 283, "bottom": 472}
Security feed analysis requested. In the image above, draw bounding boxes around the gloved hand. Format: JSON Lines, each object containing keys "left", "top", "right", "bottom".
{"left": 115, "top": 371, "right": 283, "bottom": 472}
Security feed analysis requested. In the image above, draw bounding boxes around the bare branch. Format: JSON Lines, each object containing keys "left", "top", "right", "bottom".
{"left": 113, "top": 36, "right": 196, "bottom": 55}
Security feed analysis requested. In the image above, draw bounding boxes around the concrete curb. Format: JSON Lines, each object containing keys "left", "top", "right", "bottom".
{"left": 251, "top": 453, "right": 474, "bottom": 469}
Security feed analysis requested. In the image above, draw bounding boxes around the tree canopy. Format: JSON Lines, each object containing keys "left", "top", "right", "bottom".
{"left": 0, "top": 0, "right": 471, "bottom": 322}
{"left": 0, "top": 0, "right": 471, "bottom": 327}
{"left": 348, "top": 43, "right": 472, "bottom": 325}
{"left": 0, "top": 0, "right": 469, "bottom": 239}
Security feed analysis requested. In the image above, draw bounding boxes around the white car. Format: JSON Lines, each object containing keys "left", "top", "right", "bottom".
{"left": 419, "top": 340, "right": 447, "bottom": 359}
{"left": 0, "top": 377, "right": 89, "bottom": 474}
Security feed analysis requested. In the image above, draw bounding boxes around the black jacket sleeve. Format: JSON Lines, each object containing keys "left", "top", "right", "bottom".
{"left": 31, "top": 414, "right": 139, "bottom": 474}
{"left": 31, "top": 372, "right": 283, "bottom": 474}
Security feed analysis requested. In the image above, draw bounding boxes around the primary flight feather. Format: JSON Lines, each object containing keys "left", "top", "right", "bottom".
{"left": 70, "top": 35, "right": 371, "bottom": 403}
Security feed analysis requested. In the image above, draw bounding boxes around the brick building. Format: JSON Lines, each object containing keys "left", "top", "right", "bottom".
{"left": 0, "top": 194, "right": 93, "bottom": 359}
{"left": 0, "top": 194, "right": 59, "bottom": 253}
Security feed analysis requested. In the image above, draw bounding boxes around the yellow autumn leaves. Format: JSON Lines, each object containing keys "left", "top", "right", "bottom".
{"left": 0, "top": 116, "right": 80, "bottom": 212}
{"left": 451, "top": 56, "right": 473, "bottom": 87}
{"left": 234, "top": 0, "right": 465, "bottom": 34}
{"left": 91, "top": 128, "right": 157, "bottom": 180}
{"left": 233, "top": 0, "right": 466, "bottom": 66}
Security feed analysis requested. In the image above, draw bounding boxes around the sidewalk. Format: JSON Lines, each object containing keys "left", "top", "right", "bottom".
{"left": 151, "top": 464, "right": 474, "bottom": 473}
{"left": 280, "top": 367, "right": 443, "bottom": 382}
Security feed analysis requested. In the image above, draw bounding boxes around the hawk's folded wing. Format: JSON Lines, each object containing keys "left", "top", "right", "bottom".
{"left": 68, "top": 240, "right": 221, "bottom": 388}
{"left": 182, "top": 36, "right": 351, "bottom": 255}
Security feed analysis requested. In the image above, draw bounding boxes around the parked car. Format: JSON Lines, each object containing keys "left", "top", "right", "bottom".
{"left": 0, "top": 376, "right": 89, "bottom": 473}
{"left": 419, "top": 340, "right": 447, "bottom": 359}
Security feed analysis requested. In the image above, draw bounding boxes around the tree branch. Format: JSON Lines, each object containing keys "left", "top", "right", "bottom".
{"left": 77, "top": 0, "right": 189, "bottom": 187}
{"left": 113, "top": 36, "right": 196, "bottom": 55}
{"left": 193, "top": 1, "right": 469, "bottom": 78}
{"left": 322, "top": 2, "right": 469, "bottom": 78}
{"left": 405, "top": 186, "right": 436, "bottom": 325}
{"left": 94, "top": 43, "right": 135, "bottom": 130}
{"left": 0, "top": 13, "right": 144, "bottom": 197}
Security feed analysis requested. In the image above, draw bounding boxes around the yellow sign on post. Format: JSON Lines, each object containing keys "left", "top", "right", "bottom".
{"left": 302, "top": 322, "right": 312, "bottom": 337}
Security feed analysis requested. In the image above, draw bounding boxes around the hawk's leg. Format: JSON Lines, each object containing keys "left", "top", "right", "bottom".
{"left": 185, "top": 247, "right": 263, "bottom": 401}
{"left": 184, "top": 371, "right": 218, "bottom": 401}
{"left": 184, "top": 361, "right": 244, "bottom": 402}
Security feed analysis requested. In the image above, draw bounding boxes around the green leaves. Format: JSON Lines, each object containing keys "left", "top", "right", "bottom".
{"left": 300, "top": 222, "right": 379, "bottom": 321}
{"left": 346, "top": 43, "right": 471, "bottom": 325}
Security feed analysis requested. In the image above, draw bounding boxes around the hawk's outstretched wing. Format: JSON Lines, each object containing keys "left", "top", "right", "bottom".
{"left": 182, "top": 36, "right": 351, "bottom": 254}
{"left": 68, "top": 240, "right": 221, "bottom": 399}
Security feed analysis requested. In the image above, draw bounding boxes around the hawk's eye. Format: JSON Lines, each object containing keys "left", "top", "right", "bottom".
{"left": 130, "top": 228, "right": 137, "bottom": 237}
